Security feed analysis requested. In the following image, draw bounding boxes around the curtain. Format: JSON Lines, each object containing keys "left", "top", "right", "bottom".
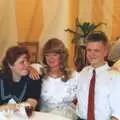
{"left": 0, "top": 0, "right": 17, "bottom": 57}
{"left": 0, "top": 0, "right": 120, "bottom": 67}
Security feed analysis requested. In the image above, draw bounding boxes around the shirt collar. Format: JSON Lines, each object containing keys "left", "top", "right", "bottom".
{"left": 90, "top": 62, "right": 110, "bottom": 74}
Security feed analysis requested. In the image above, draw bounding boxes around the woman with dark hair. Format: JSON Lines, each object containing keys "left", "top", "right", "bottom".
{"left": 40, "top": 38, "right": 78, "bottom": 119}
{"left": 0, "top": 46, "right": 41, "bottom": 111}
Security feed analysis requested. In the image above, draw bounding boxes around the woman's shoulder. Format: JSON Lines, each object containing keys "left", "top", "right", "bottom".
{"left": 65, "top": 70, "right": 79, "bottom": 84}
{"left": 0, "top": 71, "right": 11, "bottom": 86}
{"left": 23, "top": 75, "right": 42, "bottom": 84}
{"left": 0, "top": 71, "right": 9, "bottom": 80}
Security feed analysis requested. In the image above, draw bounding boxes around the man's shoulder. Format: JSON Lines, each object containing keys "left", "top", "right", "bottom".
{"left": 81, "top": 65, "right": 91, "bottom": 72}
{"left": 77, "top": 66, "right": 92, "bottom": 77}
{"left": 108, "top": 69, "right": 120, "bottom": 76}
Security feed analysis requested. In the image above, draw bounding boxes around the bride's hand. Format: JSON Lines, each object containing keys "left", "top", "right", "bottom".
{"left": 21, "top": 98, "right": 37, "bottom": 110}
{"left": 28, "top": 66, "right": 40, "bottom": 80}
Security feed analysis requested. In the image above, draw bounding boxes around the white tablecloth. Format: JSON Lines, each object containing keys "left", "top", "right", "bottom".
{"left": 30, "top": 112, "right": 71, "bottom": 120}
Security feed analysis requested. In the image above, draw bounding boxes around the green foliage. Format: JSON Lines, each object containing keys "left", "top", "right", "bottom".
{"left": 65, "top": 17, "right": 106, "bottom": 45}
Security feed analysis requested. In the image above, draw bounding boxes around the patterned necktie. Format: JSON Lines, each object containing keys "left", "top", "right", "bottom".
{"left": 87, "top": 69, "right": 96, "bottom": 120}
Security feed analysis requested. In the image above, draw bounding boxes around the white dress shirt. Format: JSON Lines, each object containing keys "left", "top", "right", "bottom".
{"left": 76, "top": 63, "right": 120, "bottom": 120}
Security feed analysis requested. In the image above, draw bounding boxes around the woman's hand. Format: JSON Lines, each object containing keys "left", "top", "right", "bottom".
{"left": 28, "top": 66, "right": 40, "bottom": 80}
{"left": 0, "top": 104, "right": 17, "bottom": 111}
{"left": 25, "top": 98, "right": 38, "bottom": 109}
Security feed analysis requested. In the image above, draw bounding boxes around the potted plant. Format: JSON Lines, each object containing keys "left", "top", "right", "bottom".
{"left": 65, "top": 17, "right": 106, "bottom": 46}
{"left": 65, "top": 18, "right": 106, "bottom": 71}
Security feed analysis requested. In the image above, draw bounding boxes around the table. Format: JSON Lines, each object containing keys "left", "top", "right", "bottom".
{"left": 30, "top": 112, "right": 71, "bottom": 120}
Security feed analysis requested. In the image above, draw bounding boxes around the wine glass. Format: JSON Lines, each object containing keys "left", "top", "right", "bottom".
{"left": 25, "top": 106, "right": 33, "bottom": 117}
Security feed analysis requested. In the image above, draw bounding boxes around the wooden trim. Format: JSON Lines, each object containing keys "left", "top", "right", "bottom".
{"left": 18, "top": 42, "right": 39, "bottom": 63}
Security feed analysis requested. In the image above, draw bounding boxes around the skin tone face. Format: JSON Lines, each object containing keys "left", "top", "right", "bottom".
{"left": 10, "top": 54, "right": 29, "bottom": 81}
{"left": 45, "top": 52, "right": 61, "bottom": 69}
{"left": 86, "top": 41, "right": 108, "bottom": 68}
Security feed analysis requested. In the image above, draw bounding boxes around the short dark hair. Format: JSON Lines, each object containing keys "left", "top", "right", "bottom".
{"left": 3, "top": 45, "right": 29, "bottom": 70}
{"left": 86, "top": 32, "right": 108, "bottom": 45}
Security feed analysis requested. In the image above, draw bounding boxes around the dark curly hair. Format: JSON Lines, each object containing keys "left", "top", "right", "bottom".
{"left": 2, "top": 45, "right": 29, "bottom": 79}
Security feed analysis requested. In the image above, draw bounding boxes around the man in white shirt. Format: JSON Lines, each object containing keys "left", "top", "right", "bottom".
{"left": 76, "top": 32, "right": 120, "bottom": 120}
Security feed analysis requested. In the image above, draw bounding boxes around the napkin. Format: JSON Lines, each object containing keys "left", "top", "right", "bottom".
{"left": 0, "top": 98, "right": 29, "bottom": 120}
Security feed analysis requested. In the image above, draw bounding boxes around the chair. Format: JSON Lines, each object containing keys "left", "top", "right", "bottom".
{"left": 18, "top": 42, "right": 39, "bottom": 63}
